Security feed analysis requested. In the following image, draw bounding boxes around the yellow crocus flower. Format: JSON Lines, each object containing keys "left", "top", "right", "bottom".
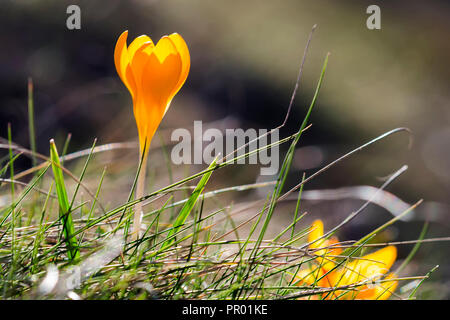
{"left": 296, "top": 219, "right": 399, "bottom": 300}
{"left": 114, "top": 30, "right": 190, "bottom": 239}
{"left": 114, "top": 30, "right": 190, "bottom": 153}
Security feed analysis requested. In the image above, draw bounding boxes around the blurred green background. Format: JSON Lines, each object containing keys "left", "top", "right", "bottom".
{"left": 1, "top": 0, "right": 449, "bottom": 298}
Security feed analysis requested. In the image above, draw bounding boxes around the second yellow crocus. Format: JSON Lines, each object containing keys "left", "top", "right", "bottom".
{"left": 297, "top": 219, "right": 399, "bottom": 300}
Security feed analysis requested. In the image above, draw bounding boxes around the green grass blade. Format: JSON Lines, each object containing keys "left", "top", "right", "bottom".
{"left": 395, "top": 221, "right": 429, "bottom": 275}
{"left": 49, "top": 139, "right": 79, "bottom": 260}
{"left": 408, "top": 265, "right": 439, "bottom": 299}
{"left": 28, "top": 78, "right": 37, "bottom": 168}
{"left": 61, "top": 133, "right": 72, "bottom": 165}
{"left": 161, "top": 156, "right": 218, "bottom": 250}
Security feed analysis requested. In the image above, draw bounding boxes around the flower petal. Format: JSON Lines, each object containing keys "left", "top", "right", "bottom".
{"left": 326, "top": 236, "right": 342, "bottom": 256}
{"left": 358, "top": 246, "right": 397, "bottom": 278}
{"left": 373, "top": 272, "right": 398, "bottom": 300}
{"left": 130, "top": 42, "right": 154, "bottom": 100}
{"left": 165, "top": 33, "right": 190, "bottom": 114}
{"left": 142, "top": 36, "right": 182, "bottom": 110}
{"left": 138, "top": 36, "right": 182, "bottom": 147}
{"left": 350, "top": 272, "right": 398, "bottom": 300}
{"left": 328, "top": 246, "right": 397, "bottom": 297}
{"left": 309, "top": 220, "right": 324, "bottom": 246}
{"left": 114, "top": 30, "right": 137, "bottom": 99}
{"left": 128, "top": 35, "right": 154, "bottom": 62}
{"left": 133, "top": 99, "right": 152, "bottom": 151}
{"left": 296, "top": 268, "right": 317, "bottom": 286}
{"left": 296, "top": 266, "right": 332, "bottom": 288}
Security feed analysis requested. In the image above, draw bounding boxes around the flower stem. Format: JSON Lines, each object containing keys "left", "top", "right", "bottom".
{"left": 132, "top": 151, "right": 148, "bottom": 241}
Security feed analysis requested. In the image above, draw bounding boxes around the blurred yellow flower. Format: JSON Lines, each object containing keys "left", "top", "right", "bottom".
{"left": 296, "top": 219, "right": 398, "bottom": 300}
{"left": 297, "top": 219, "right": 342, "bottom": 288}
{"left": 114, "top": 30, "right": 190, "bottom": 153}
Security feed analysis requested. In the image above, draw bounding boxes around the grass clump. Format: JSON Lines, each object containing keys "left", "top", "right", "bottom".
{"left": 0, "top": 30, "right": 443, "bottom": 300}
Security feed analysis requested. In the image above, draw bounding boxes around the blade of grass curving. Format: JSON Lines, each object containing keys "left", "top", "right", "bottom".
{"left": 408, "top": 265, "right": 439, "bottom": 299}
{"left": 161, "top": 156, "right": 218, "bottom": 250}
{"left": 61, "top": 133, "right": 72, "bottom": 165}
{"left": 49, "top": 139, "right": 79, "bottom": 260}
{"left": 273, "top": 213, "right": 309, "bottom": 245}
{"left": 0, "top": 153, "right": 21, "bottom": 180}
{"left": 395, "top": 221, "right": 429, "bottom": 275}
